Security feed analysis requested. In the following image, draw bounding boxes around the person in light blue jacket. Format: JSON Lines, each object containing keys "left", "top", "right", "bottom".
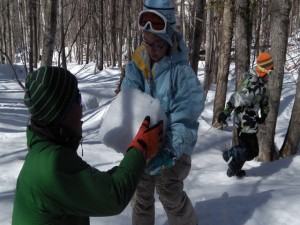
{"left": 120, "top": 0, "right": 204, "bottom": 224}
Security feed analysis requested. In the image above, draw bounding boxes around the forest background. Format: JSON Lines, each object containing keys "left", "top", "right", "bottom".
{"left": 0, "top": 0, "right": 299, "bottom": 162}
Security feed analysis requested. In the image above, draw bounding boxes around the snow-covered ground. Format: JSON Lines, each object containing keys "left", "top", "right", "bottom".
{"left": 0, "top": 62, "right": 299, "bottom": 225}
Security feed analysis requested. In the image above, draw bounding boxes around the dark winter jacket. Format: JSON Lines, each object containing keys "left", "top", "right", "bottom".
{"left": 12, "top": 124, "right": 145, "bottom": 225}
{"left": 224, "top": 69, "right": 269, "bottom": 134}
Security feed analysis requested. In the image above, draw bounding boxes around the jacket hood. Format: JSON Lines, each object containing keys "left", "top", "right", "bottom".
{"left": 28, "top": 119, "right": 81, "bottom": 150}
{"left": 142, "top": 0, "right": 177, "bottom": 46}
{"left": 132, "top": 34, "right": 189, "bottom": 80}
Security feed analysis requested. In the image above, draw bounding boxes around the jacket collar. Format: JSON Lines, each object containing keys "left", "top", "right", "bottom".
{"left": 28, "top": 119, "right": 81, "bottom": 150}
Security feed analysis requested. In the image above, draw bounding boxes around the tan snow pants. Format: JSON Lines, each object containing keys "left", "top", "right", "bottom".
{"left": 132, "top": 154, "right": 198, "bottom": 225}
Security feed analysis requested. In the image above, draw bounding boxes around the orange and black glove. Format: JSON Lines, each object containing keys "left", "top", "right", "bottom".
{"left": 218, "top": 112, "right": 228, "bottom": 124}
{"left": 257, "top": 113, "right": 267, "bottom": 124}
{"left": 127, "top": 116, "right": 163, "bottom": 159}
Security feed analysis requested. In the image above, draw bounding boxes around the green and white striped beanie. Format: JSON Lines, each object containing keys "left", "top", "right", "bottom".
{"left": 24, "top": 66, "right": 78, "bottom": 126}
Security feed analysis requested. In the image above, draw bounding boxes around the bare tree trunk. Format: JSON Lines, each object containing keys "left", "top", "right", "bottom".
{"left": 296, "top": 0, "right": 300, "bottom": 30}
{"left": 7, "top": 0, "right": 13, "bottom": 63}
{"left": 232, "top": 0, "right": 252, "bottom": 145}
{"left": 28, "top": 0, "right": 34, "bottom": 71}
{"left": 117, "top": 0, "right": 125, "bottom": 67}
{"left": 279, "top": 69, "right": 300, "bottom": 156}
{"left": 111, "top": 0, "right": 117, "bottom": 67}
{"left": 15, "top": 0, "right": 28, "bottom": 70}
{"left": 0, "top": 1, "right": 3, "bottom": 64}
{"left": 212, "top": 4, "right": 223, "bottom": 85}
{"left": 190, "top": 0, "right": 206, "bottom": 74}
{"left": 98, "top": 0, "right": 104, "bottom": 71}
{"left": 180, "top": 0, "right": 186, "bottom": 38}
{"left": 125, "top": 0, "right": 132, "bottom": 62}
{"left": 33, "top": 0, "right": 39, "bottom": 68}
{"left": 204, "top": 0, "right": 214, "bottom": 97}
{"left": 27, "top": 0, "right": 39, "bottom": 69}
{"left": 86, "top": 18, "right": 91, "bottom": 65}
{"left": 253, "top": 0, "right": 262, "bottom": 59}
{"left": 235, "top": 0, "right": 251, "bottom": 88}
{"left": 41, "top": 0, "right": 58, "bottom": 66}
{"left": 213, "top": 0, "right": 234, "bottom": 127}
{"left": 60, "top": 0, "right": 67, "bottom": 69}
{"left": 258, "top": 0, "right": 292, "bottom": 161}
{"left": 289, "top": 0, "right": 300, "bottom": 35}
{"left": 259, "top": 0, "right": 270, "bottom": 52}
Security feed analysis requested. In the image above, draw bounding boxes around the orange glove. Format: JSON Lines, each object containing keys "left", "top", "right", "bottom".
{"left": 127, "top": 116, "right": 163, "bottom": 159}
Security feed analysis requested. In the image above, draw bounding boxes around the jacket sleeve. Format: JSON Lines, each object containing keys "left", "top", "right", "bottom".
{"left": 121, "top": 61, "right": 145, "bottom": 91}
{"left": 46, "top": 148, "right": 146, "bottom": 217}
{"left": 260, "top": 95, "right": 269, "bottom": 116}
{"left": 225, "top": 75, "right": 254, "bottom": 114}
{"left": 167, "top": 65, "right": 204, "bottom": 159}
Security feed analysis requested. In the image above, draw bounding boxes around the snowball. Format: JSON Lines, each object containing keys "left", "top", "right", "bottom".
{"left": 98, "top": 88, "right": 167, "bottom": 154}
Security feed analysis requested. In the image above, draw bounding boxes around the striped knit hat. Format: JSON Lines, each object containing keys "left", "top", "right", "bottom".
{"left": 24, "top": 66, "right": 78, "bottom": 126}
{"left": 256, "top": 52, "right": 274, "bottom": 77}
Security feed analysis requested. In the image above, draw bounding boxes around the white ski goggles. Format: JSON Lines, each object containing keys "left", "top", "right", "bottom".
{"left": 138, "top": 10, "right": 168, "bottom": 33}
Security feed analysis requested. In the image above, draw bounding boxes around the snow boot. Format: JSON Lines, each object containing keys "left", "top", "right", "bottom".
{"left": 223, "top": 145, "right": 247, "bottom": 177}
{"left": 236, "top": 170, "right": 246, "bottom": 178}
{"left": 226, "top": 168, "right": 246, "bottom": 178}
{"left": 226, "top": 168, "right": 234, "bottom": 177}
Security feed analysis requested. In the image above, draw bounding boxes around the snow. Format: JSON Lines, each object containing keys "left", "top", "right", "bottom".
{"left": 0, "top": 62, "right": 299, "bottom": 225}
{"left": 99, "top": 88, "right": 167, "bottom": 154}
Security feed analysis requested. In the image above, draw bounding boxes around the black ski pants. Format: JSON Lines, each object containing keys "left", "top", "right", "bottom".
{"left": 237, "top": 128, "right": 259, "bottom": 161}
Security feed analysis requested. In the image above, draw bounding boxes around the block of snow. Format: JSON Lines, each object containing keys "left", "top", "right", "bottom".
{"left": 98, "top": 88, "right": 167, "bottom": 154}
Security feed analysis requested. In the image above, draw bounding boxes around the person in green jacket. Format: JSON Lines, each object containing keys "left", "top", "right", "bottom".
{"left": 12, "top": 66, "right": 163, "bottom": 225}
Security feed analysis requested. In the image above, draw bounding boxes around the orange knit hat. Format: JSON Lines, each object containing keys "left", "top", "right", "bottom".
{"left": 256, "top": 52, "right": 274, "bottom": 77}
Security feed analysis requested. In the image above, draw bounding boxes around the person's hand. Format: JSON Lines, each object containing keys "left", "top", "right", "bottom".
{"left": 145, "top": 149, "right": 175, "bottom": 176}
{"left": 257, "top": 113, "right": 267, "bottom": 124}
{"left": 218, "top": 112, "right": 228, "bottom": 124}
{"left": 127, "top": 116, "right": 163, "bottom": 159}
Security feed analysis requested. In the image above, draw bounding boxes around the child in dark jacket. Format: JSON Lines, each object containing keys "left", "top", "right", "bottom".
{"left": 12, "top": 66, "right": 163, "bottom": 225}
{"left": 218, "top": 52, "right": 274, "bottom": 177}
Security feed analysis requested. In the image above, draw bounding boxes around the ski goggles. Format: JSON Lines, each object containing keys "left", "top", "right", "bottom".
{"left": 138, "top": 10, "right": 168, "bottom": 33}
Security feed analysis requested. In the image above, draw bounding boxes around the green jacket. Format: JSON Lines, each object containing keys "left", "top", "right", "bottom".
{"left": 12, "top": 126, "right": 145, "bottom": 225}
{"left": 224, "top": 69, "right": 269, "bottom": 133}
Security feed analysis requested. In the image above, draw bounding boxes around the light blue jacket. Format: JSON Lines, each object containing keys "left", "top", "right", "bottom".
{"left": 121, "top": 37, "right": 204, "bottom": 159}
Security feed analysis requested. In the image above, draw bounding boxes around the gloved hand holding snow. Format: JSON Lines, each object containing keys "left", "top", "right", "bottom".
{"left": 98, "top": 88, "right": 167, "bottom": 154}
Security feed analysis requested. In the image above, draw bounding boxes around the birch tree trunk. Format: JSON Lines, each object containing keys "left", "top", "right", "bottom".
{"left": 203, "top": 0, "right": 214, "bottom": 97}
{"left": 213, "top": 0, "right": 234, "bottom": 126}
{"left": 32, "top": 0, "right": 39, "bottom": 68}
{"left": 258, "top": 0, "right": 292, "bottom": 161}
{"left": 59, "top": 0, "right": 67, "bottom": 69}
{"left": 7, "top": 0, "right": 14, "bottom": 63}
{"left": 125, "top": 0, "right": 132, "bottom": 62}
{"left": 99, "top": 0, "right": 104, "bottom": 70}
{"left": 190, "top": 0, "right": 205, "bottom": 74}
{"left": 111, "top": 0, "right": 117, "bottom": 67}
{"left": 41, "top": 0, "right": 58, "bottom": 66}
{"left": 180, "top": 0, "right": 186, "bottom": 38}
{"left": 117, "top": 0, "right": 125, "bottom": 68}
{"left": 279, "top": 69, "right": 300, "bottom": 156}
{"left": 232, "top": 0, "right": 251, "bottom": 145}
{"left": 259, "top": 0, "right": 271, "bottom": 51}
{"left": 28, "top": 0, "right": 34, "bottom": 71}
{"left": 0, "top": 1, "right": 3, "bottom": 63}
{"left": 235, "top": 0, "right": 251, "bottom": 88}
